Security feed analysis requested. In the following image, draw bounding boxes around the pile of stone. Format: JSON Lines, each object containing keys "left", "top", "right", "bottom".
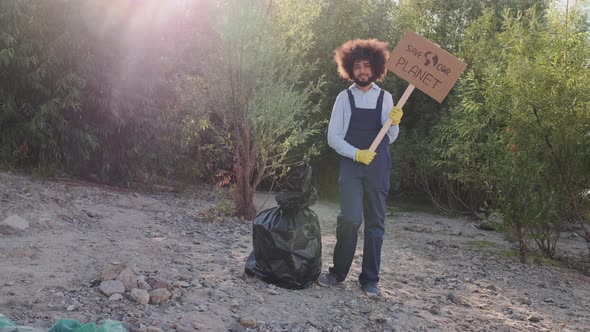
{"left": 97, "top": 263, "right": 190, "bottom": 305}
{"left": 0, "top": 214, "right": 30, "bottom": 235}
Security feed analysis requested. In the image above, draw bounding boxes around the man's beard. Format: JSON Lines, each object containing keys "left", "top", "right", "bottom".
{"left": 354, "top": 76, "right": 373, "bottom": 87}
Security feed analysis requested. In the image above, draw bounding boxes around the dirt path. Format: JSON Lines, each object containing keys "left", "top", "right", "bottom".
{"left": 1, "top": 172, "right": 589, "bottom": 331}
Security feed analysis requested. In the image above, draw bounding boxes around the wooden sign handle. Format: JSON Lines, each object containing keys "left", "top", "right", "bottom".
{"left": 368, "top": 84, "right": 415, "bottom": 152}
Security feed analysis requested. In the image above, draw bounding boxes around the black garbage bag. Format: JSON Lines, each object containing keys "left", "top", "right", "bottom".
{"left": 274, "top": 187, "right": 318, "bottom": 209}
{"left": 280, "top": 162, "right": 313, "bottom": 192}
{"left": 245, "top": 163, "right": 321, "bottom": 289}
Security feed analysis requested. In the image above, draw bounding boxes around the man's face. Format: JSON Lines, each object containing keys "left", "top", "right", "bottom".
{"left": 352, "top": 59, "right": 373, "bottom": 87}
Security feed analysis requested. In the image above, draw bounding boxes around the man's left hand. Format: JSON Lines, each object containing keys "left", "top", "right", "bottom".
{"left": 388, "top": 107, "right": 403, "bottom": 125}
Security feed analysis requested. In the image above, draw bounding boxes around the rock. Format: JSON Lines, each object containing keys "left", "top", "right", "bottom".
{"left": 403, "top": 225, "right": 433, "bottom": 233}
{"left": 108, "top": 293, "right": 123, "bottom": 302}
{"left": 211, "top": 289, "right": 227, "bottom": 299}
{"left": 131, "top": 288, "right": 150, "bottom": 305}
{"left": 137, "top": 275, "right": 152, "bottom": 291}
{"left": 147, "top": 277, "right": 173, "bottom": 290}
{"left": 476, "top": 220, "right": 496, "bottom": 231}
{"left": 66, "top": 305, "right": 76, "bottom": 311}
{"left": 176, "top": 274, "right": 193, "bottom": 281}
{"left": 429, "top": 305, "right": 442, "bottom": 315}
{"left": 520, "top": 298, "right": 532, "bottom": 305}
{"left": 528, "top": 316, "right": 541, "bottom": 323}
{"left": 98, "top": 264, "right": 128, "bottom": 281}
{"left": 138, "top": 279, "right": 152, "bottom": 291}
{"left": 172, "top": 288, "right": 183, "bottom": 299}
{"left": 345, "top": 299, "right": 358, "bottom": 309}
{"left": 117, "top": 268, "right": 138, "bottom": 290}
{"left": 173, "top": 281, "right": 190, "bottom": 288}
{"left": 511, "top": 313, "right": 525, "bottom": 321}
{"left": 368, "top": 314, "right": 387, "bottom": 323}
{"left": 191, "top": 322, "right": 207, "bottom": 330}
{"left": 147, "top": 327, "right": 164, "bottom": 332}
{"left": 149, "top": 288, "right": 172, "bottom": 304}
{"left": 486, "top": 285, "right": 497, "bottom": 292}
{"left": 227, "top": 322, "right": 242, "bottom": 332}
{"left": 1, "top": 215, "right": 29, "bottom": 232}
{"left": 359, "top": 305, "right": 373, "bottom": 314}
{"left": 99, "top": 280, "right": 125, "bottom": 296}
{"left": 329, "top": 308, "right": 342, "bottom": 315}
{"left": 240, "top": 318, "right": 256, "bottom": 328}
{"left": 447, "top": 293, "right": 470, "bottom": 307}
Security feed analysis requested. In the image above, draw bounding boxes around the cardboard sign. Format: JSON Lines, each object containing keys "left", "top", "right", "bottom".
{"left": 386, "top": 30, "right": 466, "bottom": 103}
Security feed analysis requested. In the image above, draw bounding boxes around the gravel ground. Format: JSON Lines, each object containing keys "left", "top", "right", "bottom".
{"left": 1, "top": 171, "right": 589, "bottom": 331}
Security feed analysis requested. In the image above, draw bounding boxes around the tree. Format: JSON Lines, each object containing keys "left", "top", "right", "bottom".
{"left": 433, "top": 3, "right": 590, "bottom": 262}
{"left": 380, "top": 0, "right": 550, "bottom": 205}
{"left": 0, "top": 0, "right": 216, "bottom": 183}
{"left": 0, "top": 1, "right": 94, "bottom": 171}
{"left": 212, "top": 0, "right": 325, "bottom": 219}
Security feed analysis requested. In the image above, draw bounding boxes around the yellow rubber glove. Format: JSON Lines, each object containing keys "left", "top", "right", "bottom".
{"left": 388, "top": 106, "right": 403, "bottom": 125}
{"left": 355, "top": 149, "right": 376, "bottom": 165}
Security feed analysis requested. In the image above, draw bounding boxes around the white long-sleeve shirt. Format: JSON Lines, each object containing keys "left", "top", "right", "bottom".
{"left": 327, "top": 83, "right": 399, "bottom": 160}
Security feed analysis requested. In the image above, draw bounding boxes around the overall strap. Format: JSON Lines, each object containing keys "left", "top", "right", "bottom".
{"left": 346, "top": 89, "right": 356, "bottom": 110}
{"left": 376, "top": 90, "right": 385, "bottom": 110}
{"left": 347, "top": 89, "right": 385, "bottom": 110}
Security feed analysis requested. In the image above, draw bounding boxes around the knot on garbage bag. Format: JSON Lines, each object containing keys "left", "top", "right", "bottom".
{"left": 275, "top": 162, "right": 318, "bottom": 209}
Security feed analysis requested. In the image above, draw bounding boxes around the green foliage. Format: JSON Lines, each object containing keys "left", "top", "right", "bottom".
{"left": 465, "top": 240, "right": 500, "bottom": 249}
{"left": 199, "top": 198, "right": 237, "bottom": 222}
{"left": 379, "top": 0, "right": 550, "bottom": 207}
{"left": 432, "top": 3, "right": 590, "bottom": 261}
{"left": 207, "top": 0, "right": 325, "bottom": 218}
{"left": 0, "top": 0, "right": 222, "bottom": 183}
{"left": 0, "top": 1, "right": 93, "bottom": 171}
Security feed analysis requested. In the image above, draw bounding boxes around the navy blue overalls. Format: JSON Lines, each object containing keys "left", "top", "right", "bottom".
{"left": 329, "top": 89, "right": 391, "bottom": 287}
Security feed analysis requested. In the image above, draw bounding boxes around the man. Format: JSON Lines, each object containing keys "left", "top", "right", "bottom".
{"left": 318, "top": 39, "right": 403, "bottom": 297}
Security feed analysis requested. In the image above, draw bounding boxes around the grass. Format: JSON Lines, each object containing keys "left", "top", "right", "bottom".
{"left": 465, "top": 240, "right": 562, "bottom": 268}
{"left": 465, "top": 240, "right": 501, "bottom": 249}
{"left": 494, "top": 247, "right": 563, "bottom": 268}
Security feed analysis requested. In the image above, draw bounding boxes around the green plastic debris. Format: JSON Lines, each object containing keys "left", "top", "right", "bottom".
{"left": 48, "top": 319, "right": 126, "bottom": 332}
{"left": 73, "top": 322, "right": 97, "bottom": 332}
{"left": 0, "top": 315, "right": 16, "bottom": 327}
{"left": 48, "top": 319, "right": 81, "bottom": 332}
{"left": 0, "top": 314, "right": 44, "bottom": 332}
{"left": 96, "top": 320, "right": 126, "bottom": 332}
{"left": 0, "top": 315, "right": 125, "bottom": 332}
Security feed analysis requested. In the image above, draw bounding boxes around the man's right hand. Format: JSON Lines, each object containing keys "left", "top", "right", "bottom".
{"left": 355, "top": 149, "right": 376, "bottom": 165}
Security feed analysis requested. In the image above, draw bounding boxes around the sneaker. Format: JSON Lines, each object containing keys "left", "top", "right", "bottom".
{"left": 361, "top": 283, "right": 382, "bottom": 297}
{"left": 317, "top": 273, "right": 342, "bottom": 287}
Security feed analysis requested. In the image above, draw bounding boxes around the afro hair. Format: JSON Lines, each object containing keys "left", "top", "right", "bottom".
{"left": 334, "top": 39, "right": 390, "bottom": 82}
